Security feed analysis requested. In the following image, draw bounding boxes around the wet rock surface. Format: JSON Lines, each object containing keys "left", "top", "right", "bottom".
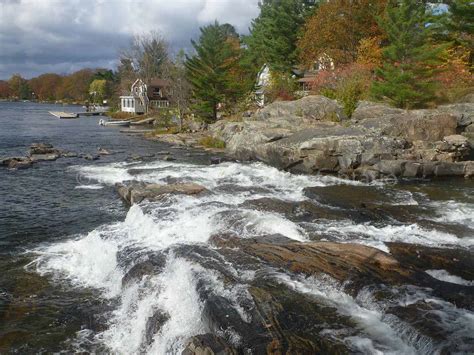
{"left": 116, "top": 181, "right": 207, "bottom": 204}
{"left": 1, "top": 143, "right": 90, "bottom": 169}
{"left": 211, "top": 96, "right": 474, "bottom": 179}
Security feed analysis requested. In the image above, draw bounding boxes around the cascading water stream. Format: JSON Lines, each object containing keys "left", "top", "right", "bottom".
{"left": 29, "top": 159, "right": 474, "bottom": 353}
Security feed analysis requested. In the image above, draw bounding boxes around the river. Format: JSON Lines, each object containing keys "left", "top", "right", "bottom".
{"left": 0, "top": 102, "right": 473, "bottom": 353}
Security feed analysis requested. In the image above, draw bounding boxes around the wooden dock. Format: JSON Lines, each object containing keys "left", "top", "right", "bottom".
{"left": 76, "top": 111, "right": 105, "bottom": 117}
{"left": 49, "top": 111, "right": 78, "bottom": 119}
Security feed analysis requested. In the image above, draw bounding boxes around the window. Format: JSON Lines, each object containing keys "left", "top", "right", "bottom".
{"left": 131, "top": 99, "right": 135, "bottom": 108}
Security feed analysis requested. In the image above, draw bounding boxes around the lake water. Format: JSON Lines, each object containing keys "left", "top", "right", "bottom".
{"left": 0, "top": 102, "right": 473, "bottom": 353}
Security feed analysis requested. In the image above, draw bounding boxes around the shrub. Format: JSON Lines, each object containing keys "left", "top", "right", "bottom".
{"left": 265, "top": 72, "right": 298, "bottom": 103}
{"left": 198, "top": 136, "right": 226, "bottom": 149}
{"left": 152, "top": 126, "right": 180, "bottom": 135}
{"left": 310, "top": 63, "right": 372, "bottom": 117}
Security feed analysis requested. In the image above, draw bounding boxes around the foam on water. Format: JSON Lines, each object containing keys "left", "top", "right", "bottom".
{"left": 425, "top": 269, "right": 474, "bottom": 286}
{"left": 33, "top": 158, "right": 474, "bottom": 352}
{"left": 33, "top": 230, "right": 122, "bottom": 298}
{"left": 99, "top": 255, "right": 206, "bottom": 354}
{"left": 305, "top": 219, "right": 474, "bottom": 252}
{"left": 275, "top": 273, "right": 419, "bottom": 354}
{"left": 75, "top": 160, "right": 363, "bottom": 201}
{"left": 430, "top": 200, "right": 474, "bottom": 229}
{"left": 74, "top": 184, "right": 104, "bottom": 190}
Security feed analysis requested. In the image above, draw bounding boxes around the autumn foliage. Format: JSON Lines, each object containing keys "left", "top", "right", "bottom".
{"left": 298, "top": 0, "right": 387, "bottom": 68}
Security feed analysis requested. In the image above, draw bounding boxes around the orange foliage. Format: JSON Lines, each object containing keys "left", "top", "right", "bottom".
{"left": 0, "top": 80, "right": 10, "bottom": 98}
{"left": 309, "top": 63, "right": 373, "bottom": 94}
{"left": 29, "top": 73, "right": 63, "bottom": 101}
{"left": 356, "top": 37, "right": 383, "bottom": 69}
{"left": 298, "top": 0, "right": 387, "bottom": 68}
{"left": 436, "top": 46, "right": 474, "bottom": 102}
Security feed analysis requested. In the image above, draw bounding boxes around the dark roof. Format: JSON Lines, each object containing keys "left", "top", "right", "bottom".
{"left": 149, "top": 78, "right": 170, "bottom": 87}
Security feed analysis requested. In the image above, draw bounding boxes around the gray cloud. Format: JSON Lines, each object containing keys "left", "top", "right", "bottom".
{"left": 0, "top": 0, "right": 260, "bottom": 79}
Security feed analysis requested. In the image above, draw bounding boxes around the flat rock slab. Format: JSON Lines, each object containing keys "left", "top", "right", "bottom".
{"left": 116, "top": 182, "right": 207, "bottom": 204}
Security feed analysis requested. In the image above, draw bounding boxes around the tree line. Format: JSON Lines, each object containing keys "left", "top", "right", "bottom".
{"left": 1, "top": 0, "right": 472, "bottom": 119}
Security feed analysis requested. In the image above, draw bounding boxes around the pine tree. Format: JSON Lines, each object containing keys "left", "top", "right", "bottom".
{"left": 245, "top": 0, "right": 317, "bottom": 73}
{"left": 185, "top": 22, "right": 244, "bottom": 122}
{"left": 371, "top": 0, "right": 444, "bottom": 109}
{"left": 446, "top": 0, "right": 474, "bottom": 68}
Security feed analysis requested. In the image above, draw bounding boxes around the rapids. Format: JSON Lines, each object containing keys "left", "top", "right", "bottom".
{"left": 0, "top": 102, "right": 473, "bottom": 353}
{"left": 30, "top": 159, "right": 474, "bottom": 354}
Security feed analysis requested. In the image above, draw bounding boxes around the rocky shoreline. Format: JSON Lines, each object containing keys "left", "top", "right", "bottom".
{"left": 208, "top": 96, "right": 474, "bottom": 180}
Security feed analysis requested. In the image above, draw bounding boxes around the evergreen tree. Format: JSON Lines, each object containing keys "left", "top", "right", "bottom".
{"left": 446, "top": 0, "right": 474, "bottom": 68}
{"left": 245, "top": 0, "right": 317, "bottom": 73}
{"left": 371, "top": 0, "right": 444, "bottom": 109}
{"left": 185, "top": 22, "right": 244, "bottom": 122}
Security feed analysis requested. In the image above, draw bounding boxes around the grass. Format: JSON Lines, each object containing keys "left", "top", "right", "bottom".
{"left": 152, "top": 126, "right": 181, "bottom": 135}
{"left": 106, "top": 111, "right": 136, "bottom": 120}
{"left": 198, "top": 136, "right": 226, "bottom": 149}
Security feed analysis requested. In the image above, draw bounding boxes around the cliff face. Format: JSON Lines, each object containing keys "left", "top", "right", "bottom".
{"left": 211, "top": 96, "right": 474, "bottom": 179}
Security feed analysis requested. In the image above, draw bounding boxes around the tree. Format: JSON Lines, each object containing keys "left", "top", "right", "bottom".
{"left": 89, "top": 79, "right": 108, "bottom": 103}
{"left": 185, "top": 22, "right": 246, "bottom": 122}
{"left": 445, "top": 0, "right": 474, "bottom": 68}
{"left": 29, "top": 73, "right": 63, "bottom": 101}
{"left": 371, "top": 0, "right": 445, "bottom": 109}
{"left": 8, "top": 74, "right": 31, "bottom": 99}
{"left": 163, "top": 50, "right": 192, "bottom": 130}
{"left": 298, "top": 0, "right": 387, "bottom": 67}
{"left": 245, "top": 0, "right": 316, "bottom": 73}
{"left": 57, "top": 69, "right": 95, "bottom": 102}
{"left": 0, "top": 80, "right": 11, "bottom": 98}
{"left": 119, "top": 31, "right": 169, "bottom": 84}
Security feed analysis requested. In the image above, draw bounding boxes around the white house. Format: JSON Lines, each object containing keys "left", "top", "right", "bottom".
{"left": 120, "top": 78, "right": 170, "bottom": 114}
{"left": 255, "top": 55, "right": 336, "bottom": 107}
{"left": 120, "top": 79, "right": 148, "bottom": 114}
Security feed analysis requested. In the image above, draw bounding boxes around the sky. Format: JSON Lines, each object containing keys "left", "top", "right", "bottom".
{"left": 0, "top": 0, "right": 261, "bottom": 79}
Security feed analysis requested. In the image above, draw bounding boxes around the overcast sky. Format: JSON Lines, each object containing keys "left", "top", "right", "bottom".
{"left": 0, "top": 0, "right": 260, "bottom": 79}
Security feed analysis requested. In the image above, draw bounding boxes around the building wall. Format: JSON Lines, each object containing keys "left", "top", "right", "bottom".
{"left": 120, "top": 96, "right": 145, "bottom": 113}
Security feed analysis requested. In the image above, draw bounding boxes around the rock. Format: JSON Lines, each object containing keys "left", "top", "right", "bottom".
{"left": 403, "top": 162, "right": 422, "bottom": 178}
{"left": 145, "top": 310, "right": 169, "bottom": 346}
{"left": 374, "top": 160, "right": 406, "bottom": 176}
{"left": 97, "top": 147, "right": 111, "bottom": 155}
{"left": 163, "top": 155, "right": 176, "bottom": 161}
{"left": 62, "top": 151, "right": 78, "bottom": 158}
{"left": 352, "top": 101, "right": 404, "bottom": 121}
{"left": 29, "top": 153, "right": 60, "bottom": 162}
{"left": 434, "top": 162, "right": 466, "bottom": 177}
{"left": 82, "top": 154, "right": 100, "bottom": 161}
{"left": 255, "top": 95, "right": 346, "bottom": 122}
{"left": 465, "top": 162, "right": 474, "bottom": 178}
{"left": 1, "top": 157, "right": 33, "bottom": 169}
{"left": 443, "top": 134, "right": 469, "bottom": 146}
{"left": 122, "top": 253, "right": 167, "bottom": 287}
{"left": 211, "top": 236, "right": 409, "bottom": 288}
{"left": 182, "top": 334, "right": 238, "bottom": 355}
{"left": 386, "top": 113, "right": 458, "bottom": 143}
{"left": 210, "top": 97, "right": 474, "bottom": 180}
{"left": 210, "top": 156, "right": 234, "bottom": 165}
{"left": 458, "top": 92, "right": 474, "bottom": 103}
{"left": 28, "top": 143, "right": 55, "bottom": 155}
{"left": 116, "top": 182, "right": 207, "bottom": 205}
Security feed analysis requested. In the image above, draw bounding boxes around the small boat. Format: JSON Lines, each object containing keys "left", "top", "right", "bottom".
{"left": 99, "top": 119, "right": 131, "bottom": 127}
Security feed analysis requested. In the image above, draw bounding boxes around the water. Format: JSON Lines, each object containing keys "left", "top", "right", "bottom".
{"left": 1, "top": 102, "right": 473, "bottom": 353}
